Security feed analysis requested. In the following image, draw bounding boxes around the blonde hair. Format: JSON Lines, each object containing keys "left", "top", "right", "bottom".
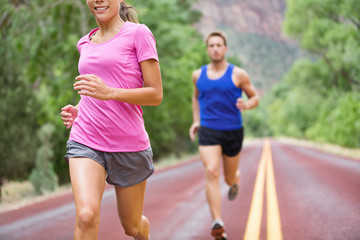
{"left": 119, "top": 1, "right": 140, "bottom": 23}
{"left": 206, "top": 31, "right": 227, "bottom": 46}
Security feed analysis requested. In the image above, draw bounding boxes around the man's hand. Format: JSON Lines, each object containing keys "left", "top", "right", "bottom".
{"left": 236, "top": 97, "right": 248, "bottom": 112}
{"left": 189, "top": 122, "right": 200, "bottom": 142}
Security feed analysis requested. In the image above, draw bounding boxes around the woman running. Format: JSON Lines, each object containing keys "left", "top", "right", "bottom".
{"left": 60, "top": 1, "right": 162, "bottom": 239}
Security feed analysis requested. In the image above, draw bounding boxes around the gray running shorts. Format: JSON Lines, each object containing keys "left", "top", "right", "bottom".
{"left": 64, "top": 140, "right": 154, "bottom": 188}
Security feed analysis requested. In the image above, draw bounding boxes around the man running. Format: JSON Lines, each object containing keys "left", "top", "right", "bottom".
{"left": 189, "top": 31, "right": 259, "bottom": 240}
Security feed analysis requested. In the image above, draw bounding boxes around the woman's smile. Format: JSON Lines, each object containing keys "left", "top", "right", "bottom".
{"left": 94, "top": 6, "right": 109, "bottom": 12}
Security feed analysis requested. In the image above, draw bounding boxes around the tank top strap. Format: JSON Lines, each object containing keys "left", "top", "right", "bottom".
{"left": 224, "top": 63, "right": 235, "bottom": 79}
{"left": 197, "top": 65, "right": 206, "bottom": 79}
{"left": 201, "top": 65, "right": 208, "bottom": 74}
{"left": 199, "top": 63, "right": 234, "bottom": 81}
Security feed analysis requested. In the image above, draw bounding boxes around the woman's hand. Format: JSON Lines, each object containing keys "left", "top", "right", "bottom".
{"left": 74, "top": 74, "right": 113, "bottom": 100}
{"left": 189, "top": 122, "right": 200, "bottom": 142}
{"left": 61, "top": 105, "right": 78, "bottom": 129}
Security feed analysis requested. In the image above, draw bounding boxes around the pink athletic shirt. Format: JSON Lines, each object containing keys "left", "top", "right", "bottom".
{"left": 69, "top": 21, "right": 159, "bottom": 152}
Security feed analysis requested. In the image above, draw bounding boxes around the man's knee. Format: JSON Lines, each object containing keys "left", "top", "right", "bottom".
{"left": 224, "top": 175, "right": 234, "bottom": 186}
{"left": 224, "top": 169, "right": 240, "bottom": 186}
{"left": 205, "top": 167, "right": 220, "bottom": 181}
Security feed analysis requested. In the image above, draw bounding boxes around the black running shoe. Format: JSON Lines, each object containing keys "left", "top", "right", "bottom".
{"left": 228, "top": 183, "right": 239, "bottom": 200}
{"left": 211, "top": 220, "right": 227, "bottom": 240}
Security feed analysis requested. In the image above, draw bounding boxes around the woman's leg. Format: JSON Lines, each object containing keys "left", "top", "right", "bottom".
{"left": 199, "top": 145, "right": 223, "bottom": 220}
{"left": 69, "top": 157, "right": 106, "bottom": 240}
{"left": 115, "top": 180, "right": 149, "bottom": 240}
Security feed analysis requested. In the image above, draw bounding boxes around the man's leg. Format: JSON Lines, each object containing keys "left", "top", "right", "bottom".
{"left": 223, "top": 152, "right": 241, "bottom": 200}
{"left": 223, "top": 152, "right": 241, "bottom": 187}
{"left": 115, "top": 180, "right": 150, "bottom": 240}
{"left": 199, "top": 145, "right": 223, "bottom": 220}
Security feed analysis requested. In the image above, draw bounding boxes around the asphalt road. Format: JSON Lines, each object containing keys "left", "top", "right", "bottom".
{"left": 0, "top": 139, "right": 359, "bottom": 240}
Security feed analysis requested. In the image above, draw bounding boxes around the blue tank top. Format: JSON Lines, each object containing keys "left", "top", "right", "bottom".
{"left": 197, "top": 64, "right": 243, "bottom": 130}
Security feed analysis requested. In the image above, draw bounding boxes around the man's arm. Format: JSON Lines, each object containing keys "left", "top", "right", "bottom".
{"left": 189, "top": 69, "right": 201, "bottom": 141}
{"left": 233, "top": 67, "right": 259, "bottom": 112}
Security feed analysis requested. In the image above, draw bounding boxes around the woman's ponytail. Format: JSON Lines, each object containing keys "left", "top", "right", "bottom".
{"left": 119, "top": 1, "right": 139, "bottom": 23}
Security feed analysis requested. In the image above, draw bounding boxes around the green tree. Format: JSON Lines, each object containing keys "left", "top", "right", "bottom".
{"left": 0, "top": 0, "right": 209, "bottom": 191}
{"left": 264, "top": 0, "right": 360, "bottom": 148}
{"left": 1, "top": 0, "right": 93, "bottom": 185}
{"left": 135, "top": 0, "right": 208, "bottom": 157}
{"left": 0, "top": 1, "right": 40, "bottom": 201}
{"left": 306, "top": 91, "right": 360, "bottom": 147}
{"left": 284, "top": 0, "right": 360, "bottom": 91}
{"left": 30, "top": 123, "right": 58, "bottom": 195}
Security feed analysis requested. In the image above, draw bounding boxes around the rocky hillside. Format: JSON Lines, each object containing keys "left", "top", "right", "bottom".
{"left": 193, "top": 0, "right": 288, "bottom": 42}
{"left": 192, "top": 0, "right": 300, "bottom": 91}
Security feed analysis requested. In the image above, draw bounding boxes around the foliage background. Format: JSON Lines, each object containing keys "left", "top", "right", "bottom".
{"left": 0, "top": 0, "right": 207, "bottom": 193}
{"left": 243, "top": 0, "right": 360, "bottom": 146}
{"left": 0, "top": 0, "right": 359, "bottom": 199}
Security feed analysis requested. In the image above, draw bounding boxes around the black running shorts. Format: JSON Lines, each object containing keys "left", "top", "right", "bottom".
{"left": 198, "top": 126, "right": 244, "bottom": 157}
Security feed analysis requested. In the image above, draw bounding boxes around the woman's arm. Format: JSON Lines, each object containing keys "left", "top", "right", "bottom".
{"left": 73, "top": 59, "right": 163, "bottom": 106}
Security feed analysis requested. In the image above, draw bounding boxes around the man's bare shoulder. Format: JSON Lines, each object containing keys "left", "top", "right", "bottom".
{"left": 192, "top": 68, "right": 202, "bottom": 83}
{"left": 192, "top": 68, "right": 202, "bottom": 78}
{"left": 232, "top": 66, "right": 250, "bottom": 87}
{"left": 233, "top": 66, "right": 249, "bottom": 79}
{"left": 233, "top": 66, "right": 250, "bottom": 84}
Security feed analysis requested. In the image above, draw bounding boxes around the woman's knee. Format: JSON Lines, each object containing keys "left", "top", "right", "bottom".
{"left": 122, "top": 221, "right": 141, "bottom": 237}
{"left": 77, "top": 207, "right": 99, "bottom": 229}
{"left": 122, "top": 215, "right": 149, "bottom": 237}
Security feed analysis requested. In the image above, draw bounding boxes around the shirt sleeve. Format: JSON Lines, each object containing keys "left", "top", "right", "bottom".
{"left": 77, "top": 36, "right": 87, "bottom": 53}
{"left": 134, "top": 24, "right": 159, "bottom": 63}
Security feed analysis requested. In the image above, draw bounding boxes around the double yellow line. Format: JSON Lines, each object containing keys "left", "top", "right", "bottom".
{"left": 243, "top": 140, "right": 283, "bottom": 240}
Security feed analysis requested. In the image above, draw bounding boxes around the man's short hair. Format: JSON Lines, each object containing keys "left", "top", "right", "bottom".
{"left": 206, "top": 31, "right": 227, "bottom": 46}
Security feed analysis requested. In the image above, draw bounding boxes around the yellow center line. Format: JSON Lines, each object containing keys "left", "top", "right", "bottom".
{"left": 243, "top": 139, "right": 283, "bottom": 240}
{"left": 243, "top": 141, "right": 267, "bottom": 240}
{"left": 266, "top": 141, "right": 283, "bottom": 240}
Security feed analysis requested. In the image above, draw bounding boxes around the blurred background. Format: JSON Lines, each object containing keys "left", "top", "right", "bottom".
{"left": 0, "top": 0, "right": 359, "bottom": 203}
